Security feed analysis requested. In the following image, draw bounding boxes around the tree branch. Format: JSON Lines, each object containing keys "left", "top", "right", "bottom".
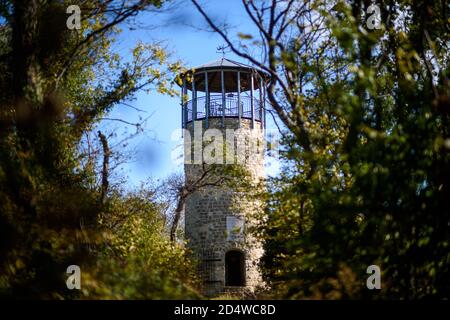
{"left": 98, "top": 130, "right": 110, "bottom": 204}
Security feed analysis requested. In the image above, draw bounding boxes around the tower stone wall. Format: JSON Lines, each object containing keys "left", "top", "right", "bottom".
{"left": 184, "top": 118, "right": 264, "bottom": 297}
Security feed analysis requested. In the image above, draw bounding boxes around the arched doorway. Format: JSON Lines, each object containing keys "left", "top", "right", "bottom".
{"left": 225, "top": 250, "right": 245, "bottom": 286}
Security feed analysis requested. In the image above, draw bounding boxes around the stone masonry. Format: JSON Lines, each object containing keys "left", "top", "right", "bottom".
{"left": 184, "top": 117, "right": 265, "bottom": 297}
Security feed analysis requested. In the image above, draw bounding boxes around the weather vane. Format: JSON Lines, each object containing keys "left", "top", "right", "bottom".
{"left": 216, "top": 44, "right": 230, "bottom": 58}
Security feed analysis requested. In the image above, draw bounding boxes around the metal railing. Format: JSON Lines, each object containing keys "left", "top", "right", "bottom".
{"left": 186, "top": 94, "right": 262, "bottom": 122}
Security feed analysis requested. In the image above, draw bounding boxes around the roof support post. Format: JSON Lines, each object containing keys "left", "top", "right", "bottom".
{"left": 182, "top": 78, "right": 187, "bottom": 129}
{"left": 250, "top": 72, "right": 255, "bottom": 129}
{"left": 205, "top": 71, "right": 209, "bottom": 129}
{"left": 181, "top": 85, "right": 184, "bottom": 130}
{"left": 237, "top": 71, "right": 241, "bottom": 128}
{"left": 262, "top": 76, "right": 266, "bottom": 130}
{"left": 259, "top": 75, "right": 263, "bottom": 129}
{"left": 221, "top": 69, "right": 225, "bottom": 128}
{"left": 192, "top": 75, "right": 197, "bottom": 121}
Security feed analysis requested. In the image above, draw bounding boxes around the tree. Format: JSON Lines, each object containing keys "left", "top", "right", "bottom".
{"left": 0, "top": 0, "right": 196, "bottom": 298}
{"left": 88, "top": 185, "right": 201, "bottom": 299}
{"left": 192, "top": 0, "right": 449, "bottom": 298}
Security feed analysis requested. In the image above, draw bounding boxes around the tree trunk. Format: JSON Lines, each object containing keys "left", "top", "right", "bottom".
{"left": 170, "top": 192, "right": 186, "bottom": 242}
{"left": 98, "top": 131, "right": 110, "bottom": 204}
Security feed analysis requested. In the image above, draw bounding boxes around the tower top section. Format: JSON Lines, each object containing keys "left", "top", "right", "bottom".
{"left": 179, "top": 58, "right": 269, "bottom": 92}
{"left": 178, "top": 58, "right": 268, "bottom": 129}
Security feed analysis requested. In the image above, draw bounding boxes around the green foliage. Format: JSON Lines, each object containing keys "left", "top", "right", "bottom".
{"left": 81, "top": 189, "right": 201, "bottom": 299}
{"left": 257, "top": 0, "right": 450, "bottom": 299}
{"left": 0, "top": 0, "right": 199, "bottom": 299}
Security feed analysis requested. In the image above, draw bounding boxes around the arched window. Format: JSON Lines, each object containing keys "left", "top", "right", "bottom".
{"left": 225, "top": 250, "right": 245, "bottom": 286}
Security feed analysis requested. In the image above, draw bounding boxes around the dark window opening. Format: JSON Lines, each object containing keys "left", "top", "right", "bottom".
{"left": 225, "top": 250, "right": 245, "bottom": 286}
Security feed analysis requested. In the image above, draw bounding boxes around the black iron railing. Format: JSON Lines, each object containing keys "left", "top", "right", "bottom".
{"left": 186, "top": 94, "right": 262, "bottom": 122}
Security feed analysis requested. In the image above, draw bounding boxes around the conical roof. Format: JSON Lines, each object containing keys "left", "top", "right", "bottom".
{"left": 194, "top": 58, "right": 253, "bottom": 69}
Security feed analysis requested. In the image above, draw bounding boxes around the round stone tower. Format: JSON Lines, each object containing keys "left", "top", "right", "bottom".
{"left": 178, "top": 58, "right": 267, "bottom": 297}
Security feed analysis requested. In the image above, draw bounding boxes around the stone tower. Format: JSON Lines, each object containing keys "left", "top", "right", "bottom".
{"left": 178, "top": 58, "right": 267, "bottom": 297}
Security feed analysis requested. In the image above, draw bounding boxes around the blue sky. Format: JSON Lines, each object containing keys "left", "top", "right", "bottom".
{"left": 101, "top": 0, "right": 280, "bottom": 188}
